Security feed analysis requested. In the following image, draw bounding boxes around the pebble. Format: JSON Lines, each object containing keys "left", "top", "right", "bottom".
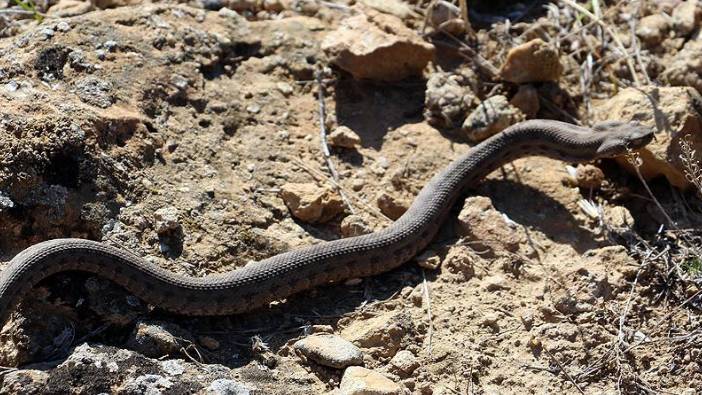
{"left": 462, "top": 95, "right": 524, "bottom": 142}
{"left": 280, "top": 183, "right": 345, "bottom": 223}
{"left": 328, "top": 126, "right": 361, "bottom": 148}
{"left": 339, "top": 366, "right": 401, "bottom": 395}
{"left": 56, "top": 21, "right": 71, "bottom": 32}
{"left": 293, "top": 334, "right": 364, "bottom": 369}
{"left": 204, "top": 379, "right": 253, "bottom": 395}
{"left": 340, "top": 214, "right": 373, "bottom": 237}
{"left": 636, "top": 14, "right": 669, "bottom": 45}
{"left": 321, "top": 10, "right": 434, "bottom": 81}
{"left": 499, "top": 39, "right": 563, "bottom": 83}
{"left": 276, "top": 82, "right": 293, "bottom": 96}
{"left": 482, "top": 274, "right": 509, "bottom": 292}
{"left": 672, "top": 1, "right": 701, "bottom": 36}
{"left": 154, "top": 206, "right": 181, "bottom": 235}
{"left": 125, "top": 321, "right": 190, "bottom": 358}
{"left": 574, "top": 164, "right": 604, "bottom": 189}
{"left": 376, "top": 192, "right": 408, "bottom": 220}
{"left": 388, "top": 350, "right": 419, "bottom": 378}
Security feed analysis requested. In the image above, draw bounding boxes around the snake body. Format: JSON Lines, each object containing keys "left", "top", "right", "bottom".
{"left": 0, "top": 120, "right": 653, "bottom": 323}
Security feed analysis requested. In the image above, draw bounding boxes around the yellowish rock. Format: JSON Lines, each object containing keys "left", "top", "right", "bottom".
{"left": 499, "top": 39, "right": 563, "bottom": 83}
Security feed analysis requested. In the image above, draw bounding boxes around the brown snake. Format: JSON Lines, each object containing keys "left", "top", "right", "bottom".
{"left": 0, "top": 120, "right": 653, "bottom": 324}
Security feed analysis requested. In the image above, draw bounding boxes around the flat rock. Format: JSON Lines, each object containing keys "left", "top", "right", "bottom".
{"left": 593, "top": 86, "right": 702, "bottom": 188}
{"left": 321, "top": 9, "right": 434, "bottom": 81}
{"left": 341, "top": 312, "right": 412, "bottom": 358}
{"left": 462, "top": 95, "right": 524, "bottom": 142}
{"left": 294, "top": 334, "right": 364, "bottom": 369}
{"left": 388, "top": 350, "right": 419, "bottom": 378}
{"left": 456, "top": 196, "right": 525, "bottom": 253}
{"left": 499, "top": 39, "right": 563, "bottom": 83}
{"left": 281, "top": 182, "right": 345, "bottom": 223}
{"left": 339, "top": 366, "right": 401, "bottom": 395}
{"left": 329, "top": 126, "right": 362, "bottom": 148}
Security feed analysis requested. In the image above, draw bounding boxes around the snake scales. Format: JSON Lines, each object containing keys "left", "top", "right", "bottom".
{"left": 0, "top": 120, "right": 653, "bottom": 323}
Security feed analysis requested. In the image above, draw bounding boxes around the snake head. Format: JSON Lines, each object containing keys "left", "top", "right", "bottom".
{"left": 593, "top": 121, "right": 654, "bottom": 157}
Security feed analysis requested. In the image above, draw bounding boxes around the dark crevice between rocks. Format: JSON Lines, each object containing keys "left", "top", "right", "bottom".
{"left": 199, "top": 41, "right": 263, "bottom": 80}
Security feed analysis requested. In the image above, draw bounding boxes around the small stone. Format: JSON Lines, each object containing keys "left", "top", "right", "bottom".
{"left": 56, "top": 21, "right": 71, "bottom": 32}
{"left": 294, "top": 334, "right": 363, "bottom": 369}
{"left": 291, "top": 0, "right": 320, "bottom": 15}
{"left": 416, "top": 250, "right": 440, "bottom": 270}
{"left": 388, "top": 350, "right": 419, "bottom": 378}
{"left": 0, "top": 370, "right": 49, "bottom": 394}
{"left": 48, "top": 0, "right": 92, "bottom": 16}
{"left": 376, "top": 192, "right": 408, "bottom": 220}
{"left": 246, "top": 104, "right": 261, "bottom": 114}
{"left": 199, "top": 336, "right": 220, "bottom": 350}
{"left": 262, "top": 0, "right": 285, "bottom": 12}
{"left": 482, "top": 274, "right": 509, "bottom": 292}
{"left": 40, "top": 28, "right": 55, "bottom": 39}
{"left": 660, "top": 37, "right": 702, "bottom": 94}
{"left": 204, "top": 379, "right": 253, "bottom": 395}
{"left": 442, "top": 245, "right": 475, "bottom": 280}
{"left": 281, "top": 183, "right": 345, "bottom": 223}
{"left": 341, "top": 312, "right": 410, "bottom": 358}
{"left": 428, "top": 0, "right": 465, "bottom": 35}
{"left": 462, "top": 95, "right": 524, "bottom": 142}
{"left": 154, "top": 206, "right": 181, "bottom": 235}
{"left": 456, "top": 196, "right": 524, "bottom": 253}
{"left": 276, "top": 82, "right": 293, "bottom": 96}
{"left": 339, "top": 366, "right": 401, "bottom": 395}
{"left": 672, "top": 1, "right": 701, "bottom": 36}
{"left": 340, "top": 214, "right": 373, "bottom": 237}
{"left": 509, "top": 84, "right": 539, "bottom": 118}
{"left": 119, "top": 375, "right": 172, "bottom": 394}
{"left": 125, "top": 321, "right": 191, "bottom": 358}
{"left": 574, "top": 164, "right": 605, "bottom": 189}
{"left": 499, "top": 39, "right": 563, "bottom": 83}
{"left": 321, "top": 10, "right": 434, "bottom": 81}
{"left": 328, "top": 126, "right": 362, "bottom": 148}
{"left": 636, "top": 14, "right": 670, "bottom": 45}
{"left": 160, "top": 360, "right": 185, "bottom": 376}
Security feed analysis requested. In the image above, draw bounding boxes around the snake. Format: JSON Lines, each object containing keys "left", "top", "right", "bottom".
{"left": 0, "top": 120, "right": 653, "bottom": 324}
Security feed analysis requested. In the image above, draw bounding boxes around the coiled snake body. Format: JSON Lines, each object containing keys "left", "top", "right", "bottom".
{"left": 0, "top": 120, "right": 653, "bottom": 323}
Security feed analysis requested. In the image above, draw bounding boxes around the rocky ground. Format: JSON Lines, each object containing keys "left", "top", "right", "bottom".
{"left": 0, "top": 0, "right": 700, "bottom": 393}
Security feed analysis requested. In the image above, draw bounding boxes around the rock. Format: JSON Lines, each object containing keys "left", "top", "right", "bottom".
{"left": 592, "top": 86, "right": 702, "bottom": 188}
{"left": 388, "top": 350, "right": 419, "bottom": 378}
{"left": 74, "top": 77, "right": 114, "bottom": 108}
{"left": 48, "top": 0, "right": 92, "bottom": 16}
{"left": 341, "top": 312, "right": 411, "bottom": 358}
{"left": 340, "top": 214, "right": 373, "bottom": 237}
{"left": 359, "top": 0, "right": 412, "bottom": 20}
{"left": 424, "top": 68, "right": 476, "bottom": 128}
{"left": 125, "top": 321, "right": 191, "bottom": 358}
{"left": 262, "top": 0, "right": 286, "bottom": 12}
{"left": 339, "top": 366, "right": 401, "bottom": 395}
{"left": 428, "top": 0, "right": 465, "bottom": 36}
{"left": 574, "top": 164, "right": 605, "bottom": 189}
{"left": 154, "top": 206, "right": 181, "bottom": 235}
{"left": 479, "top": 312, "right": 500, "bottom": 332}
{"left": 415, "top": 250, "right": 440, "bottom": 270}
{"left": 0, "top": 369, "right": 48, "bottom": 394}
{"left": 291, "top": 0, "right": 320, "bottom": 15}
{"left": 482, "top": 274, "right": 509, "bottom": 292}
{"left": 499, "top": 39, "right": 563, "bottom": 83}
{"left": 672, "top": 1, "right": 701, "bottom": 36}
{"left": 228, "top": 0, "right": 258, "bottom": 12}
{"left": 376, "top": 192, "right": 408, "bottom": 220}
{"left": 441, "top": 245, "right": 475, "bottom": 280}
{"left": 118, "top": 374, "right": 173, "bottom": 394}
{"left": 321, "top": 10, "right": 434, "bottom": 81}
{"left": 462, "top": 95, "right": 524, "bottom": 142}
{"left": 328, "top": 126, "right": 361, "bottom": 148}
{"left": 281, "top": 183, "right": 345, "bottom": 223}
{"left": 92, "top": 0, "right": 142, "bottom": 9}
{"left": 293, "top": 334, "right": 364, "bottom": 369}
{"left": 635, "top": 14, "right": 670, "bottom": 45}
{"left": 509, "top": 84, "right": 539, "bottom": 118}
{"left": 603, "top": 205, "right": 635, "bottom": 229}
{"left": 456, "top": 196, "right": 524, "bottom": 253}
{"left": 660, "top": 39, "right": 702, "bottom": 94}
{"left": 204, "top": 379, "right": 253, "bottom": 395}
